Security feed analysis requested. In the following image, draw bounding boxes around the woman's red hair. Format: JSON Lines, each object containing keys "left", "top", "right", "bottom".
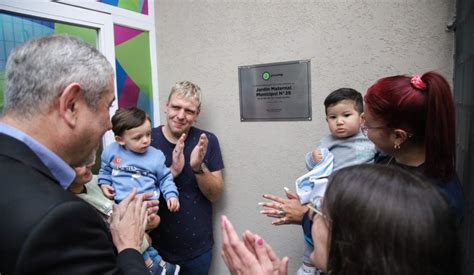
{"left": 364, "top": 71, "right": 456, "bottom": 181}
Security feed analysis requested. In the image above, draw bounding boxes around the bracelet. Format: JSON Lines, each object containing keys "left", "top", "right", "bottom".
{"left": 193, "top": 163, "right": 208, "bottom": 174}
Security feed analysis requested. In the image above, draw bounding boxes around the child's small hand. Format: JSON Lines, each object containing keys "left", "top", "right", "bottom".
{"left": 144, "top": 232, "right": 152, "bottom": 245}
{"left": 100, "top": 184, "right": 116, "bottom": 199}
{"left": 167, "top": 197, "right": 180, "bottom": 212}
{"left": 312, "top": 148, "right": 323, "bottom": 164}
{"left": 146, "top": 214, "right": 161, "bottom": 231}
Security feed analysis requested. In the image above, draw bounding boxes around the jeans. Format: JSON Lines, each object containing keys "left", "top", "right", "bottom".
{"left": 172, "top": 249, "right": 212, "bottom": 275}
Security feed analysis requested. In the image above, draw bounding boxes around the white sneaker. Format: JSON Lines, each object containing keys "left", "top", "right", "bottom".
{"left": 161, "top": 262, "right": 180, "bottom": 275}
{"left": 296, "top": 263, "right": 318, "bottom": 275}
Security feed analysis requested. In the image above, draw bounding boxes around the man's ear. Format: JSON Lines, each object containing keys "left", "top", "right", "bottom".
{"left": 58, "top": 83, "right": 82, "bottom": 127}
{"left": 115, "top": 135, "right": 125, "bottom": 146}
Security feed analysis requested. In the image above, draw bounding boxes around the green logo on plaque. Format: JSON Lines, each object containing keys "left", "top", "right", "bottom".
{"left": 262, "top": 71, "right": 270, "bottom": 81}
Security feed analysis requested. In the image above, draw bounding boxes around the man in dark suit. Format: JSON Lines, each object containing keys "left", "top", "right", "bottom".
{"left": 0, "top": 35, "right": 150, "bottom": 274}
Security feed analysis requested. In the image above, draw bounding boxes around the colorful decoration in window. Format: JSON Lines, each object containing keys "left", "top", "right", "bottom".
{"left": 0, "top": 11, "right": 96, "bottom": 112}
{"left": 97, "top": 0, "right": 148, "bottom": 15}
{"left": 114, "top": 24, "right": 154, "bottom": 125}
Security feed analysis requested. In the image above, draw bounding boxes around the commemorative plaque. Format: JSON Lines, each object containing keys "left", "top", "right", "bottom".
{"left": 238, "top": 60, "right": 311, "bottom": 121}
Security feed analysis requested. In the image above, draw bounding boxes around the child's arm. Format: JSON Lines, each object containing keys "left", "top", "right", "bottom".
{"left": 167, "top": 197, "right": 180, "bottom": 212}
{"left": 100, "top": 185, "right": 116, "bottom": 199}
{"left": 155, "top": 150, "right": 179, "bottom": 210}
{"left": 312, "top": 148, "right": 323, "bottom": 164}
{"left": 97, "top": 146, "right": 115, "bottom": 199}
{"left": 157, "top": 166, "right": 179, "bottom": 198}
{"left": 146, "top": 214, "right": 161, "bottom": 231}
{"left": 305, "top": 148, "right": 322, "bottom": 170}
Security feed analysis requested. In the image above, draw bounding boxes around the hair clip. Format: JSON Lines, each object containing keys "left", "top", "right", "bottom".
{"left": 410, "top": 75, "right": 427, "bottom": 91}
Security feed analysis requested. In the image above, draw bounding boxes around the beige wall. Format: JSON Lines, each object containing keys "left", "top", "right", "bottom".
{"left": 154, "top": 1, "right": 455, "bottom": 273}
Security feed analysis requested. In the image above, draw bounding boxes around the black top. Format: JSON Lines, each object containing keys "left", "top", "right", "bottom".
{"left": 375, "top": 153, "right": 464, "bottom": 222}
{"left": 149, "top": 126, "right": 224, "bottom": 262}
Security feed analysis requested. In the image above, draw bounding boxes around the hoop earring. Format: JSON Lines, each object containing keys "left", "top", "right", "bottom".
{"left": 394, "top": 144, "right": 400, "bottom": 150}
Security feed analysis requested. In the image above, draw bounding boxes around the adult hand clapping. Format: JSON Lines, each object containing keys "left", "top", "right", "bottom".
{"left": 220, "top": 215, "right": 288, "bottom": 275}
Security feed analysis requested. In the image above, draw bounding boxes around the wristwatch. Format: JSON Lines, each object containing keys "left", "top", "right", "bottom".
{"left": 193, "top": 162, "right": 208, "bottom": 174}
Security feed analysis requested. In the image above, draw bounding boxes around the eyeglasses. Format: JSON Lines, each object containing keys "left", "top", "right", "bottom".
{"left": 360, "top": 120, "right": 414, "bottom": 138}
{"left": 360, "top": 120, "right": 390, "bottom": 136}
{"left": 307, "top": 196, "right": 328, "bottom": 222}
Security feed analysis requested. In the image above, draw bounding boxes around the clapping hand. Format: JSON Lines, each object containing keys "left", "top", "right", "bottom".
{"left": 110, "top": 188, "right": 148, "bottom": 252}
{"left": 221, "top": 215, "right": 288, "bottom": 275}
{"left": 190, "top": 133, "right": 208, "bottom": 172}
{"left": 171, "top": 133, "right": 186, "bottom": 177}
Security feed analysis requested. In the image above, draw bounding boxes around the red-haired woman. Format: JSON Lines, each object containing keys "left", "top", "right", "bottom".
{"left": 259, "top": 71, "right": 463, "bottom": 225}
{"left": 363, "top": 71, "right": 464, "bottom": 220}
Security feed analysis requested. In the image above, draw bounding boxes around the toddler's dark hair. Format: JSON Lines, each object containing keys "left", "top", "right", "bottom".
{"left": 324, "top": 88, "right": 363, "bottom": 114}
{"left": 112, "top": 107, "right": 150, "bottom": 136}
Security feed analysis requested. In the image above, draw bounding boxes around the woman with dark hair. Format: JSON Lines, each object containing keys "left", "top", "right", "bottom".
{"left": 362, "top": 71, "right": 464, "bottom": 220}
{"left": 221, "top": 165, "right": 461, "bottom": 275}
{"left": 321, "top": 165, "right": 460, "bottom": 274}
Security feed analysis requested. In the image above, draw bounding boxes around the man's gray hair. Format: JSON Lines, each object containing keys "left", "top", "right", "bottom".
{"left": 3, "top": 34, "right": 114, "bottom": 118}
